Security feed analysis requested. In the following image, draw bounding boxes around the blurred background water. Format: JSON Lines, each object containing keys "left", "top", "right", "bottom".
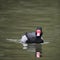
{"left": 0, "top": 0, "right": 60, "bottom": 60}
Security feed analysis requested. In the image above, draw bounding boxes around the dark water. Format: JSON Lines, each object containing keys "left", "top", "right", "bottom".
{"left": 0, "top": 0, "right": 60, "bottom": 60}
